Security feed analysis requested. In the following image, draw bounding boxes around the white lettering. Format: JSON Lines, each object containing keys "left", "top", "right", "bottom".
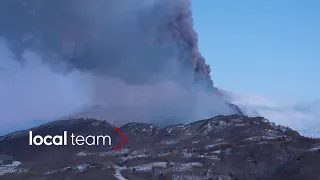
{"left": 29, "top": 131, "right": 33, "bottom": 145}
{"left": 33, "top": 135, "right": 43, "bottom": 146}
{"left": 28, "top": 131, "right": 113, "bottom": 147}
{"left": 76, "top": 135, "right": 85, "bottom": 145}
{"left": 97, "top": 135, "right": 112, "bottom": 146}
{"left": 85, "top": 135, "right": 95, "bottom": 146}
{"left": 53, "top": 135, "right": 63, "bottom": 146}
{"left": 71, "top": 133, "right": 75, "bottom": 145}
{"left": 43, "top": 135, "right": 52, "bottom": 146}
{"left": 64, "top": 131, "right": 67, "bottom": 145}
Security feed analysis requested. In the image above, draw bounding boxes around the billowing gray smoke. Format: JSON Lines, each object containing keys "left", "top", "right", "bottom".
{"left": 0, "top": 0, "right": 240, "bottom": 130}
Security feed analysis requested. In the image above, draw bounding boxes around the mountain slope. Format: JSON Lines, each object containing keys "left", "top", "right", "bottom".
{"left": 1, "top": 115, "right": 320, "bottom": 180}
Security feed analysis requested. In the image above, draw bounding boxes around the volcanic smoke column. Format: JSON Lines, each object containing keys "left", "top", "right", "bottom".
{"left": 0, "top": 0, "right": 212, "bottom": 86}
{"left": 0, "top": 0, "right": 242, "bottom": 125}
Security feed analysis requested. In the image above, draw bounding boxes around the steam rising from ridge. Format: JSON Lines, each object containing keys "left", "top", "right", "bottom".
{"left": 0, "top": 0, "right": 238, "bottom": 130}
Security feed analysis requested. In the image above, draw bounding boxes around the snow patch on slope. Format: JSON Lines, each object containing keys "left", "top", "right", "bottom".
{"left": 0, "top": 161, "right": 27, "bottom": 176}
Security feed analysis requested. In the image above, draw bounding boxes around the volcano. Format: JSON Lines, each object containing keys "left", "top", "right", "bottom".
{"left": 1, "top": 115, "right": 320, "bottom": 180}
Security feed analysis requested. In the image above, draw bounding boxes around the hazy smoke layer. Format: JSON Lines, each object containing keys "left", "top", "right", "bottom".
{"left": 0, "top": 0, "right": 238, "bottom": 131}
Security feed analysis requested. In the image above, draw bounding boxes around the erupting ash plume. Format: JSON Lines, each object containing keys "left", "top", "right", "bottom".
{"left": 0, "top": 0, "right": 241, "bottom": 129}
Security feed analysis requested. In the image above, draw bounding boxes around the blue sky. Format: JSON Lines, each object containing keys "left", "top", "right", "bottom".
{"left": 192, "top": 0, "right": 319, "bottom": 101}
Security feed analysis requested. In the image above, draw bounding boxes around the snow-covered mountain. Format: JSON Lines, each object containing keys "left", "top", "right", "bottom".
{"left": 2, "top": 114, "right": 320, "bottom": 180}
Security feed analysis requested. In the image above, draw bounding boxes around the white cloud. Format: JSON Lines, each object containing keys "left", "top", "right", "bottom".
{"left": 0, "top": 38, "right": 234, "bottom": 134}
{"left": 0, "top": 39, "right": 93, "bottom": 132}
{"left": 227, "top": 91, "right": 320, "bottom": 138}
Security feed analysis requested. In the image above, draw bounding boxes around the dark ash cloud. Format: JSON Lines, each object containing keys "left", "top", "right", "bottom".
{"left": 0, "top": 0, "right": 239, "bottom": 131}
